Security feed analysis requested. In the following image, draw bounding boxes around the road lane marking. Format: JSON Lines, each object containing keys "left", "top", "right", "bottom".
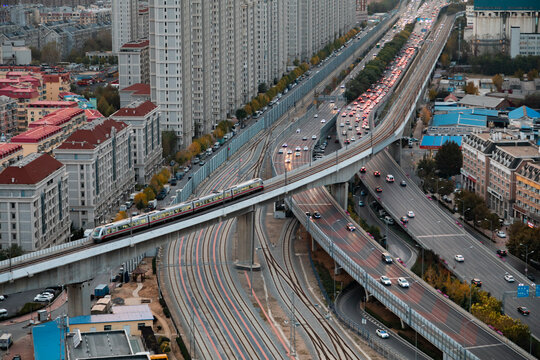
{"left": 417, "top": 234, "right": 468, "bottom": 238}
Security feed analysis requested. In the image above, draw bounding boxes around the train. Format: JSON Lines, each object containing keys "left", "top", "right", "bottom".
{"left": 91, "top": 178, "right": 264, "bottom": 243}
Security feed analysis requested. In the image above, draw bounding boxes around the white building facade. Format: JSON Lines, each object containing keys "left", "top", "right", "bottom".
{"left": 110, "top": 101, "right": 162, "bottom": 185}
{"left": 149, "top": 0, "right": 357, "bottom": 147}
{"left": 0, "top": 153, "right": 70, "bottom": 251}
{"left": 112, "top": 0, "right": 139, "bottom": 54}
{"left": 118, "top": 39, "right": 150, "bottom": 90}
{"left": 54, "top": 119, "right": 135, "bottom": 229}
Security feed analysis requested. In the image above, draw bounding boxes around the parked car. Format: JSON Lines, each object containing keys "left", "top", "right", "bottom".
{"left": 496, "top": 230, "right": 507, "bottom": 238}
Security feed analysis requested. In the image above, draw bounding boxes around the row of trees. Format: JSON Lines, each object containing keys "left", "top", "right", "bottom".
{"left": 344, "top": 23, "right": 414, "bottom": 102}
{"left": 417, "top": 250, "right": 532, "bottom": 352}
{"left": 507, "top": 222, "right": 540, "bottom": 265}
{"left": 79, "top": 85, "right": 120, "bottom": 117}
{"left": 469, "top": 54, "right": 540, "bottom": 76}
{"left": 310, "top": 27, "right": 361, "bottom": 67}
{"left": 367, "top": 0, "right": 399, "bottom": 15}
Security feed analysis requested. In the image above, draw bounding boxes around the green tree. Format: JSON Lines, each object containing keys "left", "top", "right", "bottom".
{"left": 41, "top": 42, "right": 60, "bottom": 64}
{"left": 507, "top": 222, "right": 540, "bottom": 264}
{"left": 162, "top": 131, "right": 178, "bottom": 158}
{"left": 435, "top": 141, "right": 462, "bottom": 178}
{"left": 134, "top": 193, "right": 148, "bottom": 210}
{"left": 293, "top": 59, "right": 300, "bottom": 66}
{"left": 0, "top": 244, "right": 24, "bottom": 260}
{"left": 235, "top": 108, "right": 247, "bottom": 120}
{"left": 440, "top": 53, "right": 450, "bottom": 68}
{"left": 258, "top": 83, "right": 268, "bottom": 94}
{"left": 416, "top": 154, "right": 437, "bottom": 179}
{"left": 97, "top": 97, "right": 111, "bottom": 117}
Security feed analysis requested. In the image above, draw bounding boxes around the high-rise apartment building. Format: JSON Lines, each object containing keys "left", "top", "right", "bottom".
{"left": 118, "top": 39, "right": 150, "bottom": 91}
{"left": 112, "top": 0, "right": 139, "bottom": 54}
{"left": 149, "top": 0, "right": 356, "bottom": 147}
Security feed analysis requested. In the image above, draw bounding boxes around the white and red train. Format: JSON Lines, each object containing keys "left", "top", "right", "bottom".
{"left": 91, "top": 178, "right": 264, "bottom": 243}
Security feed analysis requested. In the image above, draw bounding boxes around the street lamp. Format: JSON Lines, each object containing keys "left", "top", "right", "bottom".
{"left": 519, "top": 243, "right": 534, "bottom": 276}
{"left": 484, "top": 218, "right": 493, "bottom": 241}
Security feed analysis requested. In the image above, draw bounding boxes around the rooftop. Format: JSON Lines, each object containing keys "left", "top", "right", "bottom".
{"left": 120, "top": 83, "right": 150, "bottom": 95}
{"left": 70, "top": 304, "right": 153, "bottom": 324}
{"left": 498, "top": 145, "right": 540, "bottom": 159}
{"left": 111, "top": 101, "right": 157, "bottom": 118}
{"left": 30, "top": 107, "right": 84, "bottom": 127}
{"left": 84, "top": 108, "right": 104, "bottom": 121}
{"left": 0, "top": 143, "right": 22, "bottom": 158}
{"left": 56, "top": 118, "right": 128, "bottom": 150}
{"left": 28, "top": 100, "right": 78, "bottom": 108}
{"left": 0, "top": 153, "right": 64, "bottom": 185}
{"left": 67, "top": 330, "right": 133, "bottom": 359}
{"left": 420, "top": 135, "right": 462, "bottom": 149}
{"left": 120, "top": 39, "right": 150, "bottom": 49}
{"left": 508, "top": 106, "right": 540, "bottom": 120}
{"left": 11, "top": 125, "right": 62, "bottom": 143}
{"left": 458, "top": 95, "right": 504, "bottom": 109}
{"left": 474, "top": 0, "right": 540, "bottom": 10}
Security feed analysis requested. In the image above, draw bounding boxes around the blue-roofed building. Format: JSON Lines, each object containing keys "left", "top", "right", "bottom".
{"left": 420, "top": 136, "right": 462, "bottom": 150}
{"left": 508, "top": 106, "right": 540, "bottom": 121}
{"left": 432, "top": 113, "right": 487, "bottom": 128}
{"left": 33, "top": 319, "right": 66, "bottom": 360}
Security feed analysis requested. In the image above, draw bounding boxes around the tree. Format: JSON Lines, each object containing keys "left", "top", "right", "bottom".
{"left": 428, "top": 88, "right": 438, "bottom": 101}
{"left": 507, "top": 222, "right": 540, "bottom": 264}
{"left": 244, "top": 104, "right": 253, "bottom": 115}
{"left": 435, "top": 141, "right": 462, "bottom": 178}
{"left": 114, "top": 211, "right": 128, "bottom": 221}
{"left": 258, "top": 83, "right": 268, "bottom": 94}
{"left": 235, "top": 108, "right": 247, "bottom": 120}
{"left": 143, "top": 187, "right": 156, "bottom": 201}
{"left": 527, "top": 69, "right": 538, "bottom": 80}
{"left": 416, "top": 154, "right": 437, "bottom": 179}
{"left": 41, "top": 42, "right": 60, "bottom": 65}
{"left": 0, "top": 244, "right": 24, "bottom": 260}
{"left": 492, "top": 74, "right": 503, "bottom": 91}
{"left": 97, "top": 97, "right": 111, "bottom": 117}
{"left": 420, "top": 106, "right": 432, "bottom": 126}
{"left": 29, "top": 46, "right": 41, "bottom": 62}
{"left": 293, "top": 59, "right": 300, "bottom": 66}
{"left": 162, "top": 131, "right": 177, "bottom": 158}
{"left": 134, "top": 193, "right": 148, "bottom": 210}
{"left": 440, "top": 53, "right": 450, "bottom": 68}
{"left": 514, "top": 69, "right": 524, "bottom": 81}
{"left": 464, "top": 81, "right": 479, "bottom": 95}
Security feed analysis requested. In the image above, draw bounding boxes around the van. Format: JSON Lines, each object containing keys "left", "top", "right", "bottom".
{"left": 0, "top": 333, "right": 12, "bottom": 349}
{"left": 206, "top": 148, "right": 213, "bottom": 156}
{"left": 0, "top": 308, "right": 7, "bottom": 318}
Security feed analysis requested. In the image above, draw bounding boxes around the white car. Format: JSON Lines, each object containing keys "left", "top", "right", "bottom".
{"left": 34, "top": 294, "right": 52, "bottom": 302}
{"left": 312, "top": 135, "right": 317, "bottom": 140}
{"left": 296, "top": 128, "right": 301, "bottom": 133}
{"left": 320, "top": 119, "right": 326, "bottom": 123}
{"left": 407, "top": 211, "right": 415, "bottom": 218}
{"left": 285, "top": 158, "right": 291, "bottom": 163}
{"left": 314, "top": 114, "right": 318, "bottom": 118}
{"left": 282, "top": 143, "right": 288, "bottom": 147}
{"left": 376, "top": 329, "right": 390, "bottom": 339}
{"left": 397, "top": 277, "right": 410, "bottom": 288}
{"left": 454, "top": 254, "right": 464, "bottom": 262}
{"left": 340, "top": 84, "right": 345, "bottom": 88}
{"left": 295, "top": 152, "right": 301, "bottom": 157}
{"left": 386, "top": 174, "right": 394, "bottom": 183}
{"left": 303, "top": 146, "right": 309, "bottom": 151}
{"left": 295, "top": 146, "right": 301, "bottom": 152}
{"left": 278, "top": 148, "right": 284, "bottom": 154}
{"left": 504, "top": 273, "right": 515, "bottom": 282}
{"left": 496, "top": 231, "right": 506, "bottom": 238}
{"left": 380, "top": 276, "right": 392, "bottom": 286}
{"left": 287, "top": 150, "right": 292, "bottom": 155}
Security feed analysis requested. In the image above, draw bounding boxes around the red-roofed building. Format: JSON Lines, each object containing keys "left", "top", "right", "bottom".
{"left": 0, "top": 143, "right": 23, "bottom": 168}
{"left": 26, "top": 100, "right": 78, "bottom": 123}
{"left": 84, "top": 109, "right": 104, "bottom": 122}
{"left": 119, "top": 39, "right": 149, "bottom": 95}
{"left": 111, "top": 101, "right": 161, "bottom": 184}
{"left": 29, "top": 108, "right": 86, "bottom": 139}
{"left": 42, "top": 73, "right": 71, "bottom": 101}
{"left": 55, "top": 118, "right": 135, "bottom": 228}
{"left": 119, "top": 83, "right": 150, "bottom": 108}
{"left": 0, "top": 152, "right": 69, "bottom": 251}
{"left": 0, "top": 95, "right": 18, "bottom": 137}
{"left": 11, "top": 125, "right": 63, "bottom": 156}
{"left": 0, "top": 76, "right": 43, "bottom": 134}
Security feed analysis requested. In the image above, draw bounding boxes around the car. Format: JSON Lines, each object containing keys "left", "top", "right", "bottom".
{"left": 385, "top": 174, "right": 394, "bottom": 183}
{"left": 496, "top": 249, "right": 508, "bottom": 257}
{"left": 34, "top": 294, "right": 52, "bottom": 302}
{"left": 346, "top": 222, "right": 356, "bottom": 231}
{"left": 302, "top": 136, "right": 307, "bottom": 141}
{"left": 454, "top": 255, "right": 464, "bottom": 262}
{"left": 287, "top": 149, "right": 293, "bottom": 155}
{"left": 321, "top": 119, "right": 326, "bottom": 123}
{"left": 282, "top": 143, "right": 288, "bottom": 147}
{"left": 313, "top": 212, "right": 321, "bottom": 219}
{"left": 360, "top": 190, "right": 367, "bottom": 196}
{"left": 314, "top": 114, "right": 318, "bottom": 118}
{"left": 471, "top": 278, "right": 482, "bottom": 287}
{"left": 504, "top": 273, "right": 515, "bottom": 282}
{"left": 381, "top": 252, "right": 393, "bottom": 264}
{"left": 312, "top": 135, "right": 317, "bottom": 140}
{"left": 375, "top": 187, "right": 383, "bottom": 193}
{"left": 380, "top": 276, "right": 392, "bottom": 286}
{"left": 526, "top": 273, "right": 536, "bottom": 282}
{"left": 295, "top": 152, "right": 301, "bottom": 157}
{"left": 199, "top": 160, "right": 206, "bottom": 166}
{"left": 11, "top": 355, "right": 21, "bottom": 360}
{"left": 340, "top": 84, "right": 345, "bottom": 88}
{"left": 397, "top": 277, "right": 410, "bottom": 288}
{"left": 496, "top": 230, "right": 506, "bottom": 238}
{"left": 340, "top": 123, "right": 345, "bottom": 127}
{"left": 278, "top": 148, "right": 284, "bottom": 154}
{"left": 373, "top": 171, "right": 381, "bottom": 177}
{"left": 407, "top": 211, "right": 415, "bottom": 218}
{"left": 400, "top": 216, "right": 408, "bottom": 223}
{"left": 400, "top": 180, "right": 407, "bottom": 187}
{"left": 358, "top": 200, "right": 365, "bottom": 207}
{"left": 295, "top": 146, "right": 301, "bottom": 151}
{"left": 305, "top": 212, "right": 311, "bottom": 217}
{"left": 303, "top": 146, "right": 309, "bottom": 151}
{"left": 376, "top": 329, "right": 390, "bottom": 338}
{"left": 517, "top": 306, "right": 530, "bottom": 315}
{"left": 285, "top": 158, "right": 291, "bottom": 163}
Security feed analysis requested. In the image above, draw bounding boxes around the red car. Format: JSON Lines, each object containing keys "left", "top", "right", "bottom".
{"left": 518, "top": 306, "right": 530, "bottom": 316}
{"left": 360, "top": 167, "right": 367, "bottom": 173}
{"left": 375, "top": 187, "right": 383, "bottom": 193}
{"left": 373, "top": 171, "right": 381, "bottom": 177}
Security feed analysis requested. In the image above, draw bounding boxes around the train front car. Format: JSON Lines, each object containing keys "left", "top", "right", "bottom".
{"left": 91, "top": 227, "right": 104, "bottom": 243}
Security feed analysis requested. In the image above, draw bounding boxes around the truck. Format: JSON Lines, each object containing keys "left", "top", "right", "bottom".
{"left": 94, "top": 284, "right": 109, "bottom": 298}
{"left": 148, "top": 199, "right": 157, "bottom": 210}
{"left": 0, "top": 333, "right": 13, "bottom": 349}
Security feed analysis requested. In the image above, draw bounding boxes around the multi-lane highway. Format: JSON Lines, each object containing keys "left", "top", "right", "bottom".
{"left": 363, "top": 150, "right": 540, "bottom": 336}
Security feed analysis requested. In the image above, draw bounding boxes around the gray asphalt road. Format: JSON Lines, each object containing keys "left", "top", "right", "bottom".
{"left": 363, "top": 150, "right": 540, "bottom": 337}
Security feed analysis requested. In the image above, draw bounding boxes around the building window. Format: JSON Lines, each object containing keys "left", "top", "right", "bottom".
{"left": 104, "top": 325, "right": 112, "bottom": 331}
{"left": 138, "top": 323, "right": 145, "bottom": 330}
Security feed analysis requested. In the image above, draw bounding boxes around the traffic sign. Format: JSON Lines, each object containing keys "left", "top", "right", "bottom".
{"left": 517, "top": 284, "right": 529, "bottom": 298}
